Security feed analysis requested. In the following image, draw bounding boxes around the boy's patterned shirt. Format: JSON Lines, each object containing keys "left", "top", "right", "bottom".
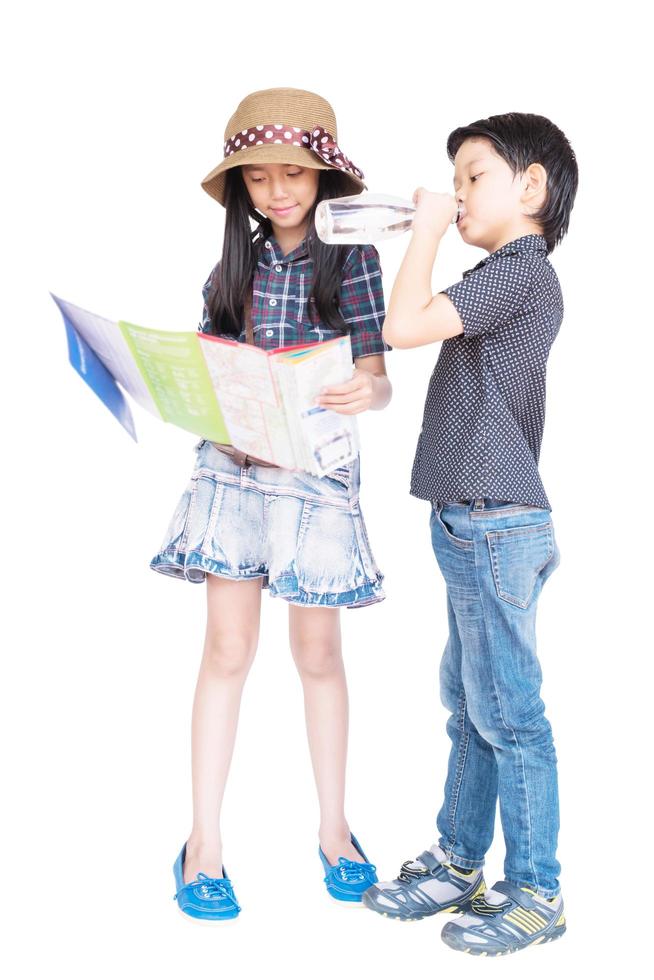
{"left": 410, "top": 234, "right": 563, "bottom": 510}
{"left": 199, "top": 234, "right": 390, "bottom": 359}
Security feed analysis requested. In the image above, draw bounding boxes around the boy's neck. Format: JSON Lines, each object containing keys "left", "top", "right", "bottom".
{"left": 486, "top": 219, "right": 544, "bottom": 255}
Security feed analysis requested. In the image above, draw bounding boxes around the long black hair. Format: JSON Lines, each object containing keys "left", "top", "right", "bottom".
{"left": 446, "top": 112, "right": 578, "bottom": 253}
{"left": 204, "top": 166, "right": 356, "bottom": 337}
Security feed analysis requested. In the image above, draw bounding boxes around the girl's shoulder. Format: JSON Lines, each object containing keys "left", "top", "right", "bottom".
{"left": 199, "top": 259, "right": 222, "bottom": 334}
{"left": 341, "top": 242, "right": 383, "bottom": 277}
{"left": 202, "top": 258, "right": 221, "bottom": 297}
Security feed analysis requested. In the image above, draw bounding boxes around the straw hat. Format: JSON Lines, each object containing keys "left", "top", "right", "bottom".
{"left": 200, "top": 87, "right": 367, "bottom": 206}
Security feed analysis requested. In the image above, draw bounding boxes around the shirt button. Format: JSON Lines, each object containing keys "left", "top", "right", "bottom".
{"left": 266, "top": 329, "right": 274, "bottom": 337}
{"left": 269, "top": 298, "right": 277, "bottom": 306}
{"left": 265, "top": 241, "right": 272, "bottom": 249}
{"left": 275, "top": 264, "right": 282, "bottom": 272}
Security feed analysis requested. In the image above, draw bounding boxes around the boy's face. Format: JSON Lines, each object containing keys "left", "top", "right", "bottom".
{"left": 453, "top": 137, "right": 533, "bottom": 250}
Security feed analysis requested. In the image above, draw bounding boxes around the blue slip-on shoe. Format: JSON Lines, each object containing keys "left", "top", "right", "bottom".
{"left": 319, "top": 833, "right": 378, "bottom": 903}
{"left": 440, "top": 879, "right": 566, "bottom": 956}
{"left": 362, "top": 843, "right": 486, "bottom": 921}
{"left": 173, "top": 843, "right": 241, "bottom": 921}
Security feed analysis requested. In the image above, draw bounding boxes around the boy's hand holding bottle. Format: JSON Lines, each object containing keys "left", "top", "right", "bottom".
{"left": 411, "top": 188, "right": 460, "bottom": 237}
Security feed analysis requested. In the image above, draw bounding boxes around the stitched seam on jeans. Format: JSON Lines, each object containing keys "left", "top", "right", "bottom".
{"left": 448, "top": 852, "right": 484, "bottom": 870}
{"left": 193, "top": 467, "right": 352, "bottom": 510}
{"left": 296, "top": 499, "right": 312, "bottom": 552}
{"left": 471, "top": 506, "right": 549, "bottom": 519}
{"left": 509, "top": 877, "right": 560, "bottom": 899}
{"left": 178, "top": 480, "right": 199, "bottom": 554}
{"left": 350, "top": 507, "right": 381, "bottom": 581}
{"left": 486, "top": 525, "right": 554, "bottom": 608}
{"left": 200, "top": 481, "right": 225, "bottom": 556}
{"left": 470, "top": 532, "right": 540, "bottom": 890}
{"left": 436, "top": 507, "right": 474, "bottom": 549}
{"left": 448, "top": 687, "right": 471, "bottom": 850}
{"left": 485, "top": 522, "right": 553, "bottom": 539}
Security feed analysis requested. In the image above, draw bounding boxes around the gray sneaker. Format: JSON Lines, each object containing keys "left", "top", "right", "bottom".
{"left": 361, "top": 844, "right": 486, "bottom": 921}
{"left": 440, "top": 880, "right": 566, "bottom": 955}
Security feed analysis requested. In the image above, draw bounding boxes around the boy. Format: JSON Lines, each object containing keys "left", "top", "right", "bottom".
{"left": 362, "top": 113, "right": 578, "bottom": 956}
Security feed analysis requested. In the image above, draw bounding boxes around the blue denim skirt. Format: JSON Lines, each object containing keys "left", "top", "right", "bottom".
{"left": 150, "top": 439, "right": 385, "bottom": 608}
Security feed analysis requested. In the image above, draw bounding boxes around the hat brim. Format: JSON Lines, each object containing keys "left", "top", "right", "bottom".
{"left": 200, "top": 143, "right": 366, "bottom": 206}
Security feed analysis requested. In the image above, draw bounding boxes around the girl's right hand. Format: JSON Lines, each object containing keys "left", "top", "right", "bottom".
{"left": 411, "top": 188, "right": 458, "bottom": 238}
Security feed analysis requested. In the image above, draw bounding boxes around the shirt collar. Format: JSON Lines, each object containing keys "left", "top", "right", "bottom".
{"left": 259, "top": 233, "right": 310, "bottom": 266}
{"left": 465, "top": 234, "right": 548, "bottom": 275}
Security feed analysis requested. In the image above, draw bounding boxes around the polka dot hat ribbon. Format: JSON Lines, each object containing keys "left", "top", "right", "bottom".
{"left": 223, "top": 124, "right": 364, "bottom": 180}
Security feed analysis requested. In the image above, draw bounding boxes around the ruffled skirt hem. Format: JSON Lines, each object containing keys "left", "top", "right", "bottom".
{"left": 150, "top": 550, "right": 385, "bottom": 609}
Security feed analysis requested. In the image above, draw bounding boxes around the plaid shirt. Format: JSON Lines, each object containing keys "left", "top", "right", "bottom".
{"left": 199, "top": 234, "right": 390, "bottom": 358}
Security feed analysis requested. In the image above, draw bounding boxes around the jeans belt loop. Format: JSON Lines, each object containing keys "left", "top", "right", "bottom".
{"left": 212, "top": 442, "right": 280, "bottom": 469}
{"left": 473, "top": 498, "right": 485, "bottom": 511}
{"left": 231, "top": 448, "right": 250, "bottom": 468}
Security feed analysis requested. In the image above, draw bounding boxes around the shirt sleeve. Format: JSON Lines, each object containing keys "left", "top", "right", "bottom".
{"left": 339, "top": 244, "right": 392, "bottom": 357}
{"left": 198, "top": 262, "right": 220, "bottom": 334}
{"left": 442, "top": 254, "right": 535, "bottom": 337}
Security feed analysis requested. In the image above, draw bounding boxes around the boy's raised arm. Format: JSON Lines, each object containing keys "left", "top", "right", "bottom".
{"left": 383, "top": 189, "right": 463, "bottom": 349}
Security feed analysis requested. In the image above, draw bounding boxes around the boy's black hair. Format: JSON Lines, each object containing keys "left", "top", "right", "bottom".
{"left": 205, "top": 166, "right": 354, "bottom": 338}
{"left": 446, "top": 112, "right": 578, "bottom": 253}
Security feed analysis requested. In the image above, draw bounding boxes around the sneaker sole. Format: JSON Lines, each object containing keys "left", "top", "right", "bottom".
{"left": 441, "top": 922, "right": 567, "bottom": 955}
{"left": 175, "top": 904, "right": 241, "bottom": 923}
{"left": 361, "top": 891, "right": 472, "bottom": 921}
{"left": 327, "top": 894, "right": 367, "bottom": 907}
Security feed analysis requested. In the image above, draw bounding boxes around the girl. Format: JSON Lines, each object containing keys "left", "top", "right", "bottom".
{"left": 150, "top": 87, "right": 392, "bottom": 920}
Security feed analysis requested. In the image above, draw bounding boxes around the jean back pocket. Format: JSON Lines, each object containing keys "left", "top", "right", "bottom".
{"left": 486, "top": 521, "right": 555, "bottom": 608}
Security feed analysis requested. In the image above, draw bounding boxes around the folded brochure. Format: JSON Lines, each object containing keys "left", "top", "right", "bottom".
{"left": 51, "top": 293, "right": 359, "bottom": 476}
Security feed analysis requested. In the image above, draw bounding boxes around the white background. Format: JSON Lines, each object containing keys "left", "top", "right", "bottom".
{"left": 1, "top": 1, "right": 650, "bottom": 975}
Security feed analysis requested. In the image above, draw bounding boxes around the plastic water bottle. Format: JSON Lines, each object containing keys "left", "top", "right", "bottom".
{"left": 314, "top": 193, "right": 460, "bottom": 244}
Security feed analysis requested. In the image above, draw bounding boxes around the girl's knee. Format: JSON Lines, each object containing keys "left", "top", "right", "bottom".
{"left": 202, "top": 634, "right": 257, "bottom": 678}
{"left": 292, "top": 641, "right": 342, "bottom": 680}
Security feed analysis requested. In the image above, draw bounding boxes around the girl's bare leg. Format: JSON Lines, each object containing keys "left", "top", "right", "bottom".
{"left": 183, "top": 575, "right": 263, "bottom": 883}
{"left": 289, "top": 606, "right": 364, "bottom": 866}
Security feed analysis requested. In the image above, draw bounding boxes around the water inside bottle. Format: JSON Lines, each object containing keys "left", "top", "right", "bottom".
{"left": 315, "top": 194, "right": 417, "bottom": 244}
{"left": 315, "top": 193, "right": 460, "bottom": 244}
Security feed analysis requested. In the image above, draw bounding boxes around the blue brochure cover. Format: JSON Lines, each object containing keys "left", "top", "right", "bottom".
{"left": 61, "top": 312, "right": 137, "bottom": 441}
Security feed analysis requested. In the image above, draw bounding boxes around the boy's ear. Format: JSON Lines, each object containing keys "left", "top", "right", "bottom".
{"left": 521, "top": 162, "right": 548, "bottom": 213}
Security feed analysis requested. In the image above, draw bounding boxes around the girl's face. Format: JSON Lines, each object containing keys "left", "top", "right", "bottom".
{"left": 241, "top": 163, "right": 320, "bottom": 237}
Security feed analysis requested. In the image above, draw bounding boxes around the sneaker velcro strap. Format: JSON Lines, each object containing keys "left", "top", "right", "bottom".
{"left": 491, "top": 880, "right": 539, "bottom": 909}
{"left": 416, "top": 850, "right": 443, "bottom": 874}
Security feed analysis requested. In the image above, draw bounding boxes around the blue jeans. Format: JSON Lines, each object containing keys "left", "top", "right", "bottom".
{"left": 430, "top": 498, "right": 561, "bottom": 898}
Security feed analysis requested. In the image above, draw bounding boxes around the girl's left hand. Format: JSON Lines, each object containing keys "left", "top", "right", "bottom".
{"left": 316, "top": 368, "right": 374, "bottom": 415}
